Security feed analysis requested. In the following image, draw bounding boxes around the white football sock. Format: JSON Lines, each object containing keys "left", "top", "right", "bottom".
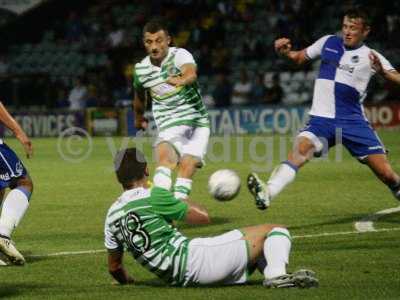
{"left": 174, "top": 178, "right": 192, "bottom": 200}
{"left": 153, "top": 166, "right": 172, "bottom": 190}
{"left": 264, "top": 227, "right": 292, "bottom": 279}
{"left": 267, "top": 161, "right": 297, "bottom": 199}
{"left": 0, "top": 188, "right": 31, "bottom": 238}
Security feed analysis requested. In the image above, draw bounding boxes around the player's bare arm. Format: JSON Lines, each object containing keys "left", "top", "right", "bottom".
{"left": 133, "top": 90, "right": 148, "bottom": 130}
{"left": 370, "top": 51, "right": 400, "bottom": 85}
{"left": 166, "top": 63, "right": 197, "bottom": 87}
{"left": 108, "top": 250, "right": 134, "bottom": 285}
{"left": 182, "top": 199, "right": 210, "bottom": 225}
{"left": 0, "top": 101, "right": 33, "bottom": 158}
{"left": 274, "top": 38, "right": 308, "bottom": 65}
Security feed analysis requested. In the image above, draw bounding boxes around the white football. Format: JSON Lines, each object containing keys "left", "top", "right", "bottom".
{"left": 208, "top": 169, "right": 241, "bottom": 201}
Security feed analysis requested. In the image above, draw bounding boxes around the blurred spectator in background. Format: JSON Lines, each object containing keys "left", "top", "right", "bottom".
{"left": 0, "top": 55, "right": 9, "bottom": 75}
{"left": 65, "top": 11, "right": 84, "bottom": 43}
{"left": 265, "top": 73, "right": 283, "bottom": 104}
{"left": 232, "top": 69, "right": 252, "bottom": 105}
{"left": 86, "top": 85, "right": 99, "bottom": 108}
{"left": 107, "top": 22, "right": 125, "bottom": 48}
{"left": 251, "top": 73, "right": 267, "bottom": 104}
{"left": 241, "top": 29, "right": 266, "bottom": 62}
{"left": 68, "top": 77, "right": 87, "bottom": 110}
{"left": 212, "top": 73, "right": 232, "bottom": 108}
{"left": 55, "top": 88, "right": 69, "bottom": 109}
{"left": 211, "top": 41, "right": 231, "bottom": 74}
{"left": 96, "top": 90, "right": 114, "bottom": 107}
{"left": 0, "top": 0, "right": 398, "bottom": 108}
{"left": 197, "top": 44, "right": 213, "bottom": 75}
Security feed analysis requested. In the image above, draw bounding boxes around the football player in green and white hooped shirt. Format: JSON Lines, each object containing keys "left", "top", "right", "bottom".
{"left": 105, "top": 147, "right": 319, "bottom": 288}
{"left": 133, "top": 17, "right": 210, "bottom": 202}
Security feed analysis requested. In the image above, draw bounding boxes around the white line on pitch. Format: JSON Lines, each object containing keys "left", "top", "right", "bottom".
{"left": 27, "top": 227, "right": 400, "bottom": 258}
{"left": 354, "top": 206, "right": 400, "bottom": 232}
{"left": 28, "top": 249, "right": 106, "bottom": 258}
{"left": 293, "top": 226, "right": 400, "bottom": 239}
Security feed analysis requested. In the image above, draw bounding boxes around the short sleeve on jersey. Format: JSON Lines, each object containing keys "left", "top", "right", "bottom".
{"left": 104, "top": 222, "right": 122, "bottom": 251}
{"left": 133, "top": 68, "right": 143, "bottom": 91}
{"left": 174, "top": 48, "right": 196, "bottom": 69}
{"left": 306, "top": 35, "right": 333, "bottom": 60}
{"left": 149, "top": 187, "right": 189, "bottom": 222}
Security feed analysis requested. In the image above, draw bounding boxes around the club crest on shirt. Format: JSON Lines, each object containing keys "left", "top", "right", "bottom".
{"left": 15, "top": 161, "right": 24, "bottom": 176}
{"left": 351, "top": 55, "right": 359, "bottom": 63}
{"left": 166, "top": 65, "right": 180, "bottom": 77}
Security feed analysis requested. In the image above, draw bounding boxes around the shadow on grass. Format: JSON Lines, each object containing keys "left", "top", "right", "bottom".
{"left": 133, "top": 278, "right": 263, "bottom": 289}
{"left": 0, "top": 285, "right": 19, "bottom": 299}
{"left": 378, "top": 211, "right": 400, "bottom": 224}
{"left": 25, "top": 255, "right": 57, "bottom": 264}
{"left": 0, "top": 283, "right": 51, "bottom": 299}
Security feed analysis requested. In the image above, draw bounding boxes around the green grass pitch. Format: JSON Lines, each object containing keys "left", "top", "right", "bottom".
{"left": 1, "top": 131, "right": 399, "bottom": 299}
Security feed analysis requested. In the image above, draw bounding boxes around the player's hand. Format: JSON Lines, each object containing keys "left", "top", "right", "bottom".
{"left": 134, "top": 117, "right": 148, "bottom": 130}
{"left": 275, "top": 38, "right": 292, "bottom": 56}
{"left": 166, "top": 75, "right": 184, "bottom": 87}
{"left": 15, "top": 130, "right": 33, "bottom": 159}
{"left": 369, "top": 51, "right": 383, "bottom": 74}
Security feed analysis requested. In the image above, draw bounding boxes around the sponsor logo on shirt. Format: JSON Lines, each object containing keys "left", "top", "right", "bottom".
{"left": 338, "top": 63, "right": 355, "bottom": 73}
{"left": 0, "top": 173, "right": 10, "bottom": 181}
{"left": 325, "top": 47, "right": 339, "bottom": 54}
{"left": 368, "top": 145, "right": 383, "bottom": 150}
{"left": 351, "top": 55, "right": 359, "bottom": 63}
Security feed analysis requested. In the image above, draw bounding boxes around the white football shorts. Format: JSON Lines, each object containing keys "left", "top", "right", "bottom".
{"left": 155, "top": 125, "right": 210, "bottom": 162}
{"left": 183, "top": 229, "right": 249, "bottom": 286}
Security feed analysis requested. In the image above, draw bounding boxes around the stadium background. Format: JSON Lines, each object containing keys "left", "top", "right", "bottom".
{"left": 0, "top": 1, "right": 400, "bottom": 299}
{"left": 0, "top": 0, "right": 400, "bottom": 136}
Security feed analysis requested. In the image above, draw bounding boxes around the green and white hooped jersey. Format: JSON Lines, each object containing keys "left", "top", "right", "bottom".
{"left": 133, "top": 47, "right": 209, "bottom": 131}
{"left": 104, "top": 187, "right": 189, "bottom": 286}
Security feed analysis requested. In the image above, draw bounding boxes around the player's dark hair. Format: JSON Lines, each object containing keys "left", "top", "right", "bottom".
{"left": 344, "top": 7, "right": 371, "bottom": 27}
{"left": 143, "top": 17, "right": 169, "bottom": 36}
{"left": 114, "top": 148, "right": 147, "bottom": 188}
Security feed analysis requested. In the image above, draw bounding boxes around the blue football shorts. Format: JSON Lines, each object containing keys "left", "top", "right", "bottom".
{"left": 0, "top": 142, "right": 28, "bottom": 189}
{"left": 298, "top": 116, "right": 385, "bottom": 160}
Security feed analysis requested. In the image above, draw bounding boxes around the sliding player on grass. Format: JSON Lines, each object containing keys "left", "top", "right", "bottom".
{"left": 104, "top": 148, "right": 318, "bottom": 288}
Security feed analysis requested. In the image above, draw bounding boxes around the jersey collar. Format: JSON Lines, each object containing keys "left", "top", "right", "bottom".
{"left": 344, "top": 42, "right": 365, "bottom": 51}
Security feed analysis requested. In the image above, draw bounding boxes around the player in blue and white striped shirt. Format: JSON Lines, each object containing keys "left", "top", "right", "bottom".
{"left": 248, "top": 7, "right": 400, "bottom": 210}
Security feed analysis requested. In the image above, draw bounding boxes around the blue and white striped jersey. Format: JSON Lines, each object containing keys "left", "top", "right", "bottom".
{"left": 306, "top": 35, "right": 395, "bottom": 120}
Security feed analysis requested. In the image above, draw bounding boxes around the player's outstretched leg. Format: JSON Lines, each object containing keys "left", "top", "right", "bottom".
{"left": 247, "top": 172, "right": 270, "bottom": 210}
{"left": 174, "top": 127, "right": 209, "bottom": 200}
{"left": 264, "top": 269, "right": 319, "bottom": 288}
{"left": 0, "top": 176, "right": 33, "bottom": 265}
{"left": 153, "top": 142, "right": 178, "bottom": 190}
{"left": 247, "top": 161, "right": 299, "bottom": 210}
{"left": 365, "top": 154, "right": 400, "bottom": 202}
{"left": 0, "top": 236, "right": 25, "bottom": 265}
{"left": 174, "top": 155, "right": 199, "bottom": 200}
{"left": 241, "top": 224, "right": 318, "bottom": 288}
{"left": 262, "top": 227, "right": 318, "bottom": 288}
{"left": 247, "top": 136, "right": 315, "bottom": 210}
